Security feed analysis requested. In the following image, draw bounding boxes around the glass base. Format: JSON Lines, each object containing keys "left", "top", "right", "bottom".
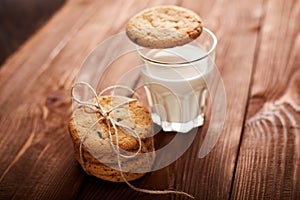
{"left": 151, "top": 113, "right": 204, "bottom": 133}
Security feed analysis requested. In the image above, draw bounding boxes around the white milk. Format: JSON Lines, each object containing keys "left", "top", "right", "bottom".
{"left": 141, "top": 43, "right": 214, "bottom": 132}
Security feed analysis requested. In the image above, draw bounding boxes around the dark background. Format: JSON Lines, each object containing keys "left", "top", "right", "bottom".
{"left": 0, "top": 0, "right": 65, "bottom": 65}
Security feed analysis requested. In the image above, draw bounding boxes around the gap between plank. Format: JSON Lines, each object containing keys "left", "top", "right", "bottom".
{"left": 227, "top": 0, "right": 267, "bottom": 199}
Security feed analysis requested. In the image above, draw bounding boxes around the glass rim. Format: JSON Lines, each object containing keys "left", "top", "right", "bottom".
{"left": 137, "top": 27, "right": 217, "bottom": 66}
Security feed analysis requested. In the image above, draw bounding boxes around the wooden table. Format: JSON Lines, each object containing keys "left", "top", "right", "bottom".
{"left": 0, "top": 0, "right": 299, "bottom": 199}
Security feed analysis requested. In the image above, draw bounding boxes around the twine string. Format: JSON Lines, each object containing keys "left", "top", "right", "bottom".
{"left": 71, "top": 81, "right": 194, "bottom": 199}
{"left": 72, "top": 82, "right": 140, "bottom": 158}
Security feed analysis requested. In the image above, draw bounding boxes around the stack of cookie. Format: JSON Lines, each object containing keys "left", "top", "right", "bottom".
{"left": 69, "top": 95, "right": 155, "bottom": 182}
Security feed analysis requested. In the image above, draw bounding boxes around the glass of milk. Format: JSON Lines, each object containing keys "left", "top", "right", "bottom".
{"left": 138, "top": 28, "right": 217, "bottom": 133}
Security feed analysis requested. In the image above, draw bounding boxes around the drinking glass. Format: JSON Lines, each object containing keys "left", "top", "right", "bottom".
{"left": 138, "top": 28, "right": 217, "bottom": 133}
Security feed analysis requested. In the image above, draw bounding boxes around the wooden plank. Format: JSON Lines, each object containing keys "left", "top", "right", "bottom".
{"left": 0, "top": 0, "right": 264, "bottom": 200}
{"left": 0, "top": 0, "right": 179, "bottom": 199}
{"left": 0, "top": 0, "right": 145, "bottom": 199}
{"left": 231, "top": 0, "right": 300, "bottom": 199}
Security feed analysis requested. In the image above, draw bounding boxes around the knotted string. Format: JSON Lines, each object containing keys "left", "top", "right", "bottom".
{"left": 71, "top": 82, "right": 194, "bottom": 199}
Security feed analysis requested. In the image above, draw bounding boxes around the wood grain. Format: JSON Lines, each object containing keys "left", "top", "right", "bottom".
{"left": 231, "top": 0, "right": 300, "bottom": 199}
{"left": 0, "top": 0, "right": 121, "bottom": 199}
{"left": 0, "top": 0, "right": 298, "bottom": 199}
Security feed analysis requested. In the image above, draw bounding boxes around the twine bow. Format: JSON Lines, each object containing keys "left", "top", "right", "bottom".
{"left": 71, "top": 81, "right": 194, "bottom": 199}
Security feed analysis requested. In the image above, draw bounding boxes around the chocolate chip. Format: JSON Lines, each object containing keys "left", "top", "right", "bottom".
{"left": 97, "top": 131, "right": 102, "bottom": 138}
{"left": 116, "top": 118, "right": 122, "bottom": 122}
